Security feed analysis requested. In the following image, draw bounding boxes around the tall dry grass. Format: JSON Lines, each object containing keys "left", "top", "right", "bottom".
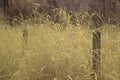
{"left": 0, "top": 8, "right": 120, "bottom": 80}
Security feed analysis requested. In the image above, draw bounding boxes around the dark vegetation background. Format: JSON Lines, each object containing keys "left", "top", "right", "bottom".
{"left": 0, "top": 0, "right": 120, "bottom": 25}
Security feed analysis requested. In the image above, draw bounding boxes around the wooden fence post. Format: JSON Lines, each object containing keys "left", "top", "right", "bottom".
{"left": 92, "top": 0, "right": 106, "bottom": 80}
{"left": 92, "top": 30, "right": 101, "bottom": 80}
{"left": 22, "top": 28, "right": 28, "bottom": 55}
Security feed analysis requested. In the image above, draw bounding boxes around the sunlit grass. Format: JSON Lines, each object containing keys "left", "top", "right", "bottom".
{"left": 101, "top": 25, "right": 120, "bottom": 80}
{"left": 0, "top": 14, "right": 120, "bottom": 80}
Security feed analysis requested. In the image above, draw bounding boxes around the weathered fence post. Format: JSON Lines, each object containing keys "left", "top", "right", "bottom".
{"left": 92, "top": 29, "right": 101, "bottom": 80}
{"left": 22, "top": 28, "right": 28, "bottom": 55}
{"left": 92, "top": 0, "right": 116, "bottom": 80}
{"left": 90, "top": 0, "right": 106, "bottom": 80}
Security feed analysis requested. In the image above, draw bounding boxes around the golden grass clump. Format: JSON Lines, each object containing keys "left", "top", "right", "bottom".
{"left": 0, "top": 20, "right": 93, "bottom": 80}
{"left": 101, "top": 25, "right": 120, "bottom": 80}
{"left": 18, "top": 23, "right": 92, "bottom": 80}
{"left": 0, "top": 23, "right": 23, "bottom": 80}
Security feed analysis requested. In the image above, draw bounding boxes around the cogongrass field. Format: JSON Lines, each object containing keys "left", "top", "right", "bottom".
{"left": 0, "top": 13, "right": 120, "bottom": 80}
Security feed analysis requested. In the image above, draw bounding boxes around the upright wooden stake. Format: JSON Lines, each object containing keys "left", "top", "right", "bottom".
{"left": 92, "top": 0, "right": 106, "bottom": 80}
{"left": 22, "top": 28, "right": 28, "bottom": 55}
{"left": 92, "top": 30, "right": 101, "bottom": 80}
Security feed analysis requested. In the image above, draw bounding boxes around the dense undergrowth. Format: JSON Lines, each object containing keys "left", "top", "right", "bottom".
{"left": 0, "top": 11, "right": 120, "bottom": 80}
